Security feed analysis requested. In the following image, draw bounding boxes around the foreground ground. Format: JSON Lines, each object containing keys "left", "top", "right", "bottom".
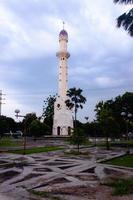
{"left": 0, "top": 138, "right": 133, "bottom": 200}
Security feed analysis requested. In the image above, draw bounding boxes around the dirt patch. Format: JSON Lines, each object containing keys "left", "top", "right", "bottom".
{"left": 104, "top": 168, "right": 124, "bottom": 176}
{"left": 59, "top": 165, "right": 78, "bottom": 170}
{"left": 52, "top": 185, "right": 97, "bottom": 197}
{"left": 95, "top": 185, "right": 133, "bottom": 200}
{"left": 33, "top": 177, "right": 70, "bottom": 190}
{"left": 33, "top": 167, "right": 52, "bottom": 172}
{"left": 48, "top": 177, "right": 70, "bottom": 185}
{"left": 46, "top": 162, "right": 69, "bottom": 166}
{"left": 34, "top": 159, "right": 49, "bottom": 162}
{"left": 81, "top": 167, "right": 95, "bottom": 173}
{"left": 75, "top": 174, "right": 97, "bottom": 181}
{"left": 0, "top": 160, "right": 9, "bottom": 164}
{"left": 52, "top": 185, "right": 133, "bottom": 200}
{"left": 103, "top": 167, "right": 133, "bottom": 182}
{"left": 0, "top": 161, "right": 31, "bottom": 170}
{"left": 11, "top": 173, "right": 43, "bottom": 184}
{"left": 0, "top": 170, "right": 20, "bottom": 183}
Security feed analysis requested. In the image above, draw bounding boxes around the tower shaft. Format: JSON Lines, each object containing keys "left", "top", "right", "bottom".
{"left": 56, "top": 48, "right": 70, "bottom": 98}
{"left": 52, "top": 29, "right": 73, "bottom": 136}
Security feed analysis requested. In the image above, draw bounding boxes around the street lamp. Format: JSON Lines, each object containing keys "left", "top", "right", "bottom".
{"left": 121, "top": 111, "right": 132, "bottom": 154}
{"left": 15, "top": 109, "right": 26, "bottom": 155}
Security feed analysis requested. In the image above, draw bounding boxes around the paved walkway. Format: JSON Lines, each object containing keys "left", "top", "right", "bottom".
{"left": 0, "top": 147, "right": 133, "bottom": 200}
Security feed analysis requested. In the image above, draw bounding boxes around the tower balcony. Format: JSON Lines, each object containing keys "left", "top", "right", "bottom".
{"left": 56, "top": 51, "right": 70, "bottom": 58}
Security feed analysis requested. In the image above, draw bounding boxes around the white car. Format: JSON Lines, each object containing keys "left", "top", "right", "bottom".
{"left": 12, "top": 131, "right": 23, "bottom": 137}
{"left": 128, "top": 132, "right": 133, "bottom": 138}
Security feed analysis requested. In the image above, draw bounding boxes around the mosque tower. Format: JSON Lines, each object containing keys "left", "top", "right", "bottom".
{"left": 53, "top": 24, "right": 73, "bottom": 136}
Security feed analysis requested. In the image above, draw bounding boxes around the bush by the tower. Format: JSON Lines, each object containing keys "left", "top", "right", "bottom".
{"left": 69, "top": 128, "right": 88, "bottom": 153}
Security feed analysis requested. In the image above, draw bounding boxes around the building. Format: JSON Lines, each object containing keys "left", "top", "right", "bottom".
{"left": 52, "top": 27, "right": 73, "bottom": 136}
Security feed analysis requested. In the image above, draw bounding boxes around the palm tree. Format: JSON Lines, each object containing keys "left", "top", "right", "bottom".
{"left": 65, "top": 87, "right": 86, "bottom": 128}
{"left": 114, "top": 0, "right": 133, "bottom": 36}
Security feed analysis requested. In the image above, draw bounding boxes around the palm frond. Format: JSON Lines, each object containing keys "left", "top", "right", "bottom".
{"left": 117, "top": 8, "right": 133, "bottom": 36}
{"left": 114, "top": 0, "right": 133, "bottom": 4}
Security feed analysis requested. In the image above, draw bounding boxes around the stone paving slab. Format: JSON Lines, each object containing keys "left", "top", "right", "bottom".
{"left": 0, "top": 147, "right": 132, "bottom": 200}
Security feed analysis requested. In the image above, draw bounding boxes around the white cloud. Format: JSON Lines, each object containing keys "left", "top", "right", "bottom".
{"left": 0, "top": 0, "right": 133, "bottom": 121}
{"left": 94, "top": 76, "right": 124, "bottom": 88}
{"left": 0, "top": 3, "right": 60, "bottom": 61}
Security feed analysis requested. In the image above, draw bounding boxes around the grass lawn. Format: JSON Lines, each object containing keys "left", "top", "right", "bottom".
{"left": 104, "top": 154, "right": 133, "bottom": 168}
{"left": 103, "top": 178, "right": 133, "bottom": 196}
{"left": 111, "top": 139, "right": 133, "bottom": 145}
{"left": 0, "top": 137, "right": 22, "bottom": 147}
{"left": 9, "top": 146, "right": 63, "bottom": 154}
{"left": 28, "top": 189, "right": 62, "bottom": 200}
{"left": 96, "top": 139, "right": 133, "bottom": 146}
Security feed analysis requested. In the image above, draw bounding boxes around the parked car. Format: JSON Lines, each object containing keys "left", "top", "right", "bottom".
{"left": 128, "top": 132, "right": 133, "bottom": 138}
{"left": 12, "top": 131, "right": 23, "bottom": 138}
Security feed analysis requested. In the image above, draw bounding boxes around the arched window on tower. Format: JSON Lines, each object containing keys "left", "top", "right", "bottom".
{"left": 57, "top": 126, "right": 60, "bottom": 135}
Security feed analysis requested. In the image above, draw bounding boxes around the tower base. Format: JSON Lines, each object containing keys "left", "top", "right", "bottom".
{"left": 53, "top": 97, "right": 73, "bottom": 136}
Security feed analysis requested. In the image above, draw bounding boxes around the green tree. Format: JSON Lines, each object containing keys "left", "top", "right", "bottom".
{"left": 23, "top": 113, "right": 37, "bottom": 135}
{"left": 69, "top": 128, "right": 87, "bottom": 153}
{"left": 0, "top": 116, "right": 8, "bottom": 137}
{"left": 114, "top": 0, "right": 133, "bottom": 36}
{"left": 98, "top": 107, "right": 115, "bottom": 150}
{"left": 95, "top": 92, "right": 133, "bottom": 141}
{"left": 0, "top": 116, "right": 17, "bottom": 137}
{"left": 122, "top": 92, "right": 133, "bottom": 114}
{"left": 83, "top": 120, "right": 102, "bottom": 144}
{"left": 95, "top": 101, "right": 104, "bottom": 120}
{"left": 29, "top": 120, "right": 48, "bottom": 138}
{"left": 65, "top": 87, "right": 86, "bottom": 129}
{"left": 42, "top": 95, "right": 56, "bottom": 133}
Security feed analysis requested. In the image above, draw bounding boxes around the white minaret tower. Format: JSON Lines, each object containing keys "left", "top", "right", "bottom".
{"left": 53, "top": 23, "right": 73, "bottom": 136}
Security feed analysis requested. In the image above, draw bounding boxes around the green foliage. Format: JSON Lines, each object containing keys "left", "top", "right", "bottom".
{"left": 114, "top": 0, "right": 133, "bottom": 36}
{"left": 9, "top": 146, "right": 63, "bottom": 154}
{"left": 0, "top": 137, "right": 22, "bottom": 147}
{"left": 23, "top": 113, "right": 37, "bottom": 135}
{"left": 114, "top": 0, "right": 133, "bottom": 3}
{"left": 42, "top": 95, "right": 56, "bottom": 120}
{"left": 83, "top": 120, "right": 102, "bottom": 138}
{"left": 65, "top": 150, "right": 90, "bottom": 156}
{"left": 42, "top": 95, "right": 56, "bottom": 133}
{"left": 0, "top": 115, "right": 16, "bottom": 136}
{"left": 97, "top": 107, "right": 115, "bottom": 149}
{"left": 122, "top": 92, "right": 133, "bottom": 114}
{"left": 104, "top": 154, "right": 133, "bottom": 167}
{"left": 104, "top": 178, "right": 133, "bottom": 196}
{"left": 95, "top": 92, "right": 133, "bottom": 139}
{"left": 66, "top": 87, "right": 86, "bottom": 128}
{"left": 69, "top": 128, "right": 88, "bottom": 152}
{"left": 28, "top": 189, "right": 62, "bottom": 200}
{"left": 29, "top": 120, "right": 48, "bottom": 137}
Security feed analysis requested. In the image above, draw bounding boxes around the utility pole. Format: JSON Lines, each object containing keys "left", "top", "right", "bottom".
{"left": 15, "top": 109, "right": 26, "bottom": 155}
{"left": 0, "top": 90, "right": 6, "bottom": 116}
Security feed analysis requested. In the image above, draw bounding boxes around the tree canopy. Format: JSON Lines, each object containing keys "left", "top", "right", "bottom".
{"left": 42, "top": 95, "right": 56, "bottom": 133}
{"left": 95, "top": 92, "right": 133, "bottom": 138}
{"left": 69, "top": 128, "right": 88, "bottom": 152}
{"left": 66, "top": 87, "right": 86, "bottom": 128}
{"left": 0, "top": 116, "right": 16, "bottom": 137}
{"left": 29, "top": 120, "right": 49, "bottom": 138}
{"left": 114, "top": 0, "right": 133, "bottom": 36}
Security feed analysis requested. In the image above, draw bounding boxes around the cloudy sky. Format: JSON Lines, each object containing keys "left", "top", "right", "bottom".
{"left": 0, "top": 0, "right": 133, "bottom": 122}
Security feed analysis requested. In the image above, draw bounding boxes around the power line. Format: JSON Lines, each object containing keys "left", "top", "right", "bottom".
{"left": 0, "top": 90, "right": 6, "bottom": 116}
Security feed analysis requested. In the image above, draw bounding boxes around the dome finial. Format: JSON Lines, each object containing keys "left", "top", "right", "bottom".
{"left": 59, "top": 22, "right": 68, "bottom": 41}
{"left": 63, "top": 21, "right": 65, "bottom": 30}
